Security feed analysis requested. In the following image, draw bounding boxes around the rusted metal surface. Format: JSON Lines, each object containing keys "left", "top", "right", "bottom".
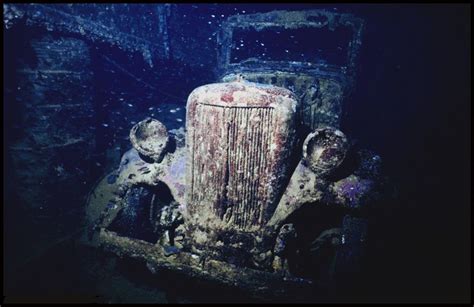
{"left": 185, "top": 81, "right": 297, "bottom": 234}
{"left": 182, "top": 81, "right": 299, "bottom": 268}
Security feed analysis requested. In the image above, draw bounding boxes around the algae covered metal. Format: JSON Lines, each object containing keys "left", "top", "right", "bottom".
{"left": 82, "top": 9, "right": 384, "bottom": 300}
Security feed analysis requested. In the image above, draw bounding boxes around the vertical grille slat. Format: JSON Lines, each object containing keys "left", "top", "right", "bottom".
{"left": 190, "top": 105, "right": 275, "bottom": 230}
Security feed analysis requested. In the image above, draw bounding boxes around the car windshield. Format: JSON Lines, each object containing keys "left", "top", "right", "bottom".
{"left": 229, "top": 25, "right": 354, "bottom": 66}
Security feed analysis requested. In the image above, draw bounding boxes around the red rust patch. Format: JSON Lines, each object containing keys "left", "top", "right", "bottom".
{"left": 221, "top": 92, "right": 234, "bottom": 102}
{"left": 265, "top": 87, "right": 288, "bottom": 97}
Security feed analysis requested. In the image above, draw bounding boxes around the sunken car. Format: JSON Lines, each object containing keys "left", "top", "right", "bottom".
{"left": 83, "top": 9, "right": 385, "bottom": 299}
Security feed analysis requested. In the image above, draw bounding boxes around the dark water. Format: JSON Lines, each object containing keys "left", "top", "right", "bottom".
{"left": 3, "top": 3, "right": 470, "bottom": 303}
